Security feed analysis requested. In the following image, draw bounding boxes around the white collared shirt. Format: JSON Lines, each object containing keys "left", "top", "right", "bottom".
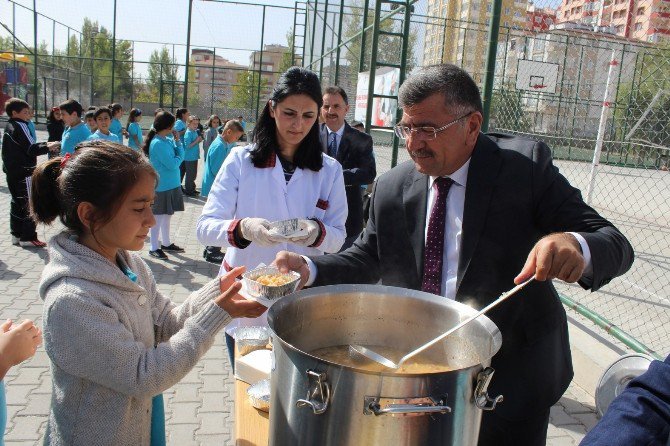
{"left": 325, "top": 123, "right": 345, "bottom": 155}
{"left": 305, "top": 159, "right": 592, "bottom": 291}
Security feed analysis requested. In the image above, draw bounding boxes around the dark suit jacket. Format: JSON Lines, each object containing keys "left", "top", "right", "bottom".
{"left": 320, "top": 122, "right": 376, "bottom": 237}
{"left": 581, "top": 354, "right": 670, "bottom": 446}
{"left": 312, "top": 133, "right": 634, "bottom": 420}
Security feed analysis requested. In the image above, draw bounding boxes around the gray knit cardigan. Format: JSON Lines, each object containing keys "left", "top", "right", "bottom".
{"left": 39, "top": 232, "right": 231, "bottom": 445}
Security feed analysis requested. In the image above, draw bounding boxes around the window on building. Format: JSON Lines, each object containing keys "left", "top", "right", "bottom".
{"left": 505, "top": 7, "right": 511, "bottom": 14}
{"left": 634, "top": 22, "right": 643, "bottom": 30}
{"left": 637, "top": 7, "right": 645, "bottom": 15}
{"left": 487, "top": 4, "right": 492, "bottom": 12}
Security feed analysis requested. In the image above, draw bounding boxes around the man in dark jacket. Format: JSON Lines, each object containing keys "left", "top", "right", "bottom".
{"left": 2, "top": 98, "right": 59, "bottom": 247}
{"left": 320, "top": 86, "right": 376, "bottom": 250}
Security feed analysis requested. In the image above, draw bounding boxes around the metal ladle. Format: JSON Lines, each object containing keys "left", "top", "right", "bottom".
{"left": 350, "top": 277, "right": 535, "bottom": 370}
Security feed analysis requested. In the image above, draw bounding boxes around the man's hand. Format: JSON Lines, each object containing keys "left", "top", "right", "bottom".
{"left": 273, "top": 251, "right": 310, "bottom": 289}
{"left": 515, "top": 233, "right": 585, "bottom": 284}
{"left": 214, "top": 266, "right": 267, "bottom": 318}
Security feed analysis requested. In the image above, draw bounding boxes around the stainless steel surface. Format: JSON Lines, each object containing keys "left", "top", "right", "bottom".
{"left": 295, "top": 370, "right": 330, "bottom": 415}
{"left": 595, "top": 353, "right": 653, "bottom": 417}
{"left": 247, "top": 379, "right": 271, "bottom": 412}
{"left": 351, "top": 277, "right": 534, "bottom": 370}
{"left": 363, "top": 396, "right": 452, "bottom": 416}
{"left": 241, "top": 266, "right": 301, "bottom": 300}
{"left": 267, "top": 284, "right": 503, "bottom": 446}
{"left": 474, "top": 367, "right": 504, "bottom": 411}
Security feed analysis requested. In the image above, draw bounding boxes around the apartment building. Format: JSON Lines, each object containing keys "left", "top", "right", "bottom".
{"left": 557, "top": 0, "right": 670, "bottom": 43}
{"left": 249, "top": 44, "right": 302, "bottom": 98}
{"left": 191, "top": 49, "right": 246, "bottom": 105}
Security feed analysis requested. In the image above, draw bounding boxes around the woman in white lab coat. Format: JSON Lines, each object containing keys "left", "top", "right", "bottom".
{"left": 196, "top": 67, "right": 347, "bottom": 366}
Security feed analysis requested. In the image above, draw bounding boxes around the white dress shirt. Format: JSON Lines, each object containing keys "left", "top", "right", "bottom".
{"left": 305, "top": 159, "right": 593, "bottom": 292}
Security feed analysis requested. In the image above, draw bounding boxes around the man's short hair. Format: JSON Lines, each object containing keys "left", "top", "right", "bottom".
{"left": 59, "top": 99, "right": 84, "bottom": 117}
{"left": 324, "top": 86, "right": 348, "bottom": 105}
{"left": 5, "top": 98, "right": 30, "bottom": 117}
{"left": 398, "top": 64, "right": 483, "bottom": 114}
{"left": 93, "top": 107, "right": 112, "bottom": 120}
{"left": 224, "top": 119, "right": 244, "bottom": 133}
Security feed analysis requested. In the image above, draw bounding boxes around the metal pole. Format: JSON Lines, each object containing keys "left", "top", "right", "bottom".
{"left": 334, "top": 0, "right": 344, "bottom": 84}
{"left": 359, "top": 0, "right": 370, "bottom": 72}
{"left": 292, "top": 2, "right": 299, "bottom": 66}
{"left": 211, "top": 47, "right": 216, "bottom": 116}
{"left": 33, "top": 0, "right": 38, "bottom": 116}
{"left": 256, "top": 6, "right": 267, "bottom": 121}
{"left": 364, "top": 0, "right": 381, "bottom": 134}
{"left": 586, "top": 50, "right": 619, "bottom": 204}
{"left": 310, "top": 0, "right": 319, "bottom": 67}
{"left": 480, "top": 0, "right": 503, "bottom": 132}
{"left": 12, "top": 2, "right": 17, "bottom": 97}
{"left": 159, "top": 63, "right": 164, "bottom": 109}
{"left": 111, "top": 0, "right": 117, "bottom": 103}
{"left": 391, "top": 0, "right": 412, "bottom": 168}
{"left": 555, "top": 35, "right": 569, "bottom": 133}
{"left": 319, "top": 0, "right": 329, "bottom": 80}
{"left": 130, "top": 41, "right": 135, "bottom": 108}
{"left": 51, "top": 21, "right": 55, "bottom": 112}
{"left": 183, "top": 0, "right": 193, "bottom": 107}
{"left": 90, "top": 31, "right": 95, "bottom": 106}
{"left": 559, "top": 293, "right": 662, "bottom": 360}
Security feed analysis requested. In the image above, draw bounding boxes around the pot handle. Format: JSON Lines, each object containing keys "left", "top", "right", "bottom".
{"left": 296, "top": 370, "right": 330, "bottom": 415}
{"left": 474, "top": 367, "right": 504, "bottom": 411}
{"left": 365, "top": 396, "right": 452, "bottom": 416}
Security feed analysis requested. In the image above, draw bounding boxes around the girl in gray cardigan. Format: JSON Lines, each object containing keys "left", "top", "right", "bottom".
{"left": 31, "top": 141, "right": 265, "bottom": 445}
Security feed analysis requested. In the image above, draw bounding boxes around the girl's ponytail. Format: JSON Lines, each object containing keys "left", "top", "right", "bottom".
{"left": 143, "top": 129, "right": 157, "bottom": 156}
{"left": 30, "top": 157, "right": 64, "bottom": 224}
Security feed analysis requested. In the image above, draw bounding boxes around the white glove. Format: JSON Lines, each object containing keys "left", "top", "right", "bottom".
{"left": 287, "top": 219, "right": 321, "bottom": 247}
{"left": 239, "top": 218, "right": 278, "bottom": 247}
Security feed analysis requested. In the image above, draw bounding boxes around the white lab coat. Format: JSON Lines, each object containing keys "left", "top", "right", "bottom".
{"left": 197, "top": 144, "right": 347, "bottom": 334}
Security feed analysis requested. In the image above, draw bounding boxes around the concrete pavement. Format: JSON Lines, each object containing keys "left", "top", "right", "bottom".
{"left": 0, "top": 148, "right": 620, "bottom": 445}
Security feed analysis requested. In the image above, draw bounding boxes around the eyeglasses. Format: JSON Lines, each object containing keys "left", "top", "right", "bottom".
{"left": 394, "top": 112, "right": 474, "bottom": 141}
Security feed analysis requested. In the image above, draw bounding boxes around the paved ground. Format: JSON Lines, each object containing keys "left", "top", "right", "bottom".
{"left": 0, "top": 141, "right": 613, "bottom": 445}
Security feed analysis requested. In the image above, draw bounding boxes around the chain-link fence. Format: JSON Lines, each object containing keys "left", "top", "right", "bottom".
{"left": 307, "top": 0, "right": 669, "bottom": 357}
{"left": 1, "top": 0, "right": 668, "bottom": 356}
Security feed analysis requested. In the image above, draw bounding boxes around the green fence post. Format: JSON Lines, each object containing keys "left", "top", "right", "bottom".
{"left": 359, "top": 0, "right": 370, "bottom": 72}
{"left": 481, "top": 0, "right": 503, "bottom": 132}
{"left": 256, "top": 6, "right": 267, "bottom": 122}
{"left": 310, "top": 0, "right": 319, "bottom": 67}
{"left": 111, "top": 0, "right": 117, "bottom": 103}
{"left": 391, "top": 0, "right": 413, "bottom": 168}
{"left": 334, "top": 0, "right": 344, "bottom": 84}
{"left": 12, "top": 2, "right": 17, "bottom": 97}
{"left": 364, "top": 0, "right": 381, "bottom": 135}
{"left": 183, "top": 0, "right": 193, "bottom": 107}
{"left": 319, "top": 0, "right": 329, "bottom": 80}
{"left": 33, "top": 0, "right": 38, "bottom": 116}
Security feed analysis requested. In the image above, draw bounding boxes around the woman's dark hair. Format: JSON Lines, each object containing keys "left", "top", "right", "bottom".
{"left": 250, "top": 66, "right": 323, "bottom": 171}
{"left": 30, "top": 140, "right": 156, "bottom": 239}
{"left": 109, "top": 103, "right": 123, "bottom": 116}
{"left": 176, "top": 108, "right": 188, "bottom": 120}
{"left": 126, "top": 108, "right": 142, "bottom": 128}
{"left": 142, "top": 111, "right": 176, "bottom": 156}
{"left": 206, "top": 114, "right": 221, "bottom": 128}
{"left": 47, "top": 107, "right": 61, "bottom": 123}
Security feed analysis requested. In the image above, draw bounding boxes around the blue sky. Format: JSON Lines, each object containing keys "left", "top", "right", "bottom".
{"left": 3, "top": 0, "right": 299, "bottom": 76}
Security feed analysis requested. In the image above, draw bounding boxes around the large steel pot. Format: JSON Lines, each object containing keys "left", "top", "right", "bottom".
{"left": 267, "top": 284, "right": 503, "bottom": 446}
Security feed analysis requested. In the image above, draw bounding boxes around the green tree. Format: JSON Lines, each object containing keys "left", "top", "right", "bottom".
{"left": 146, "top": 47, "right": 179, "bottom": 104}
{"left": 489, "top": 83, "right": 531, "bottom": 133}
{"left": 228, "top": 70, "right": 268, "bottom": 113}
{"left": 278, "top": 28, "right": 298, "bottom": 73}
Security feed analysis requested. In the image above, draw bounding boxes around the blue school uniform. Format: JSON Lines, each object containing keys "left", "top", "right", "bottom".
{"left": 127, "top": 122, "right": 143, "bottom": 150}
{"left": 201, "top": 136, "right": 234, "bottom": 197}
{"left": 61, "top": 122, "right": 92, "bottom": 155}
{"left": 183, "top": 129, "right": 201, "bottom": 162}
{"left": 88, "top": 130, "right": 121, "bottom": 143}
{"left": 149, "top": 135, "right": 184, "bottom": 192}
{"left": 27, "top": 120, "right": 37, "bottom": 141}
{"left": 119, "top": 263, "right": 165, "bottom": 446}
{"left": 173, "top": 119, "right": 186, "bottom": 148}
{"left": 110, "top": 118, "right": 123, "bottom": 143}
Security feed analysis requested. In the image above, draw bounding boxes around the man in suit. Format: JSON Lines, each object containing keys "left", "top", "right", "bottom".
{"left": 320, "top": 86, "right": 376, "bottom": 250}
{"left": 275, "top": 64, "right": 634, "bottom": 445}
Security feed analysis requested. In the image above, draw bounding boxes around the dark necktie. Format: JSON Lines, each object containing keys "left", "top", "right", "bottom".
{"left": 421, "top": 177, "right": 454, "bottom": 295}
{"left": 328, "top": 132, "right": 337, "bottom": 158}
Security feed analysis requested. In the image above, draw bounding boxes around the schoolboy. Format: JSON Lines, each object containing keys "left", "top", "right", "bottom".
{"left": 201, "top": 120, "right": 244, "bottom": 263}
{"left": 84, "top": 110, "right": 97, "bottom": 132}
{"left": 59, "top": 99, "right": 91, "bottom": 155}
{"left": 87, "top": 107, "right": 121, "bottom": 143}
{"left": 182, "top": 116, "right": 203, "bottom": 196}
{"left": 1, "top": 98, "right": 59, "bottom": 247}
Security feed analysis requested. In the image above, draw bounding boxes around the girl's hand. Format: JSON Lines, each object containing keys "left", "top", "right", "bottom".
{"left": 0, "top": 319, "right": 42, "bottom": 373}
{"left": 214, "top": 266, "right": 266, "bottom": 318}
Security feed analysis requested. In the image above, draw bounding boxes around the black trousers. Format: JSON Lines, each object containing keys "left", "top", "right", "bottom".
{"left": 179, "top": 161, "right": 186, "bottom": 184}
{"left": 7, "top": 174, "right": 37, "bottom": 241}
{"left": 478, "top": 409, "right": 550, "bottom": 446}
